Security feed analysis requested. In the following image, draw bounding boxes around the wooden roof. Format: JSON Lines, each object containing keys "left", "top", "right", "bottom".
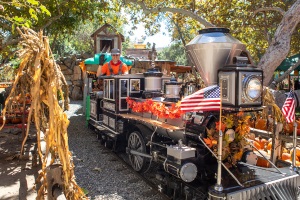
{"left": 91, "top": 23, "right": 125, "bottom": 42}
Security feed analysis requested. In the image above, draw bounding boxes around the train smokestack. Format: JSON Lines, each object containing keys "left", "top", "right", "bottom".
{"left": 186, "top": 28, "right": 253, "bottom": 86}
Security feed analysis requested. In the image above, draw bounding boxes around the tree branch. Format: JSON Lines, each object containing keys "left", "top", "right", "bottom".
{"left": 40, "top": 14, "right": 63, "bottom": 30}
{"left": 257, "top": 0, "right": 300, "bottom": 86}
{"left": 254, "top": 7, "right": 285, "bottom": 16}
{"left": 124, "top": 0, "right": 214, "bottom": 27}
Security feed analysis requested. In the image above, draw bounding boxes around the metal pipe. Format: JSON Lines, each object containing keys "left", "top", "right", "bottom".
{"left": 126, "top": 147, "right": 153, "bottom": 159}
{"left": 291, "top": 121, "right": 298, "bottom": 171}
{"left": 215, "top": 82, "right": 223, "bottom": 191}
{"left": 198, "top": 136, "right": 244, "bottom": 187}
{"left": 244, "top": 136, "right": 284, "bottom": 174}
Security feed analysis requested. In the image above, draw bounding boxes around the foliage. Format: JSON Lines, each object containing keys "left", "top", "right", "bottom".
{"left": 51, "top": 22, "right": 94, "bottom": 57}
{"left": 0, "top": 0, "right": 113, "bottom": 57}
{"left": 0, "top": 0, "right": 50, "bottom": 30}
{"left": 157, "top": 42, "right": 188, "bottom": 65}
{"left": 120, "top": 0, "right": 299, "bottom": 63}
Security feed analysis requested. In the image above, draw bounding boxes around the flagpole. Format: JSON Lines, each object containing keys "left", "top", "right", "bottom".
{"left": 214, "top": 81, "right": 223, "bottom": 192}
{"left": 291, "top": 80, "right": 298, "bottom": 171}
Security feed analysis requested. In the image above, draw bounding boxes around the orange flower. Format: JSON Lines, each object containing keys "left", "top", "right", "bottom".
{"left": 216, "top": 121, "right": 226, "bottom": 133}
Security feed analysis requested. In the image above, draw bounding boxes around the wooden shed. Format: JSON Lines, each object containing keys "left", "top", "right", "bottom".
{"left": 91, "top": 23, "right": 125, "bottom": 54}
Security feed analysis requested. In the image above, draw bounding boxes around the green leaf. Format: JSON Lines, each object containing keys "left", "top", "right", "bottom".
{"left": 12, "top": 16, "right": 25, "bottom": 23}
{"left": 40, "top": 5, "right": 51, "bottom": 16}
{"left": 27, "top": 0, "right": 39, "bottom": 6}
{"left": 29, "top": 8, "right": 38, "bottom": 21}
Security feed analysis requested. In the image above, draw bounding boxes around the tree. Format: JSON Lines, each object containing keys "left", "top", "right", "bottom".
{"left": 0, "top": 0, "right": 111, "bottom": 58}
{"left": 158, "top": 42, "right": 188, "bottom": 65}
{"left": 121, "top": 0, "right": 300, "bottom": 87}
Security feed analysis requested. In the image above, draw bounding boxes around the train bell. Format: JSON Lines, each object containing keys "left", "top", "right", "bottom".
{"left": 164, "top": 75, "right": 181, "bottom": 102}
{"left": 142, "top": 68, "right": 163, "bottom": 99}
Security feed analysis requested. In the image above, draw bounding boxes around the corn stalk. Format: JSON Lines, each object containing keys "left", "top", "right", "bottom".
{"left": 0, "top": 27, "right": 85, "bottom": 199}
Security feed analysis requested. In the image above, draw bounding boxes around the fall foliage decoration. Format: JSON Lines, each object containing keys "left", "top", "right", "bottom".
{"left": 204, "top": 112, "right": 252, "bottom": 167}
{"left": 126, "top": 97, "right": 182, "bottom": 119}
{"left": 0, "top": 28, "right": 85, "bottom": 199}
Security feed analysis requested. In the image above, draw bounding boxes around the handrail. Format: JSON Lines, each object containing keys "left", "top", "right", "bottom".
{"left": 198, "top": 136, "right": 244, "bottom": 187}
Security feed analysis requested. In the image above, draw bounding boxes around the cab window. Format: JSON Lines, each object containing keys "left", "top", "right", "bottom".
{"left": 104, "top": 79, "right": 114, "bottom": 100}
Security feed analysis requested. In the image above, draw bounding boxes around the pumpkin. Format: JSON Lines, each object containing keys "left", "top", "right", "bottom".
{"left": 254, "top": 136, "right": 267, "bottom": 149}
{"left": 255, "top": 118, "right": 267, "bottom": 130}
{"left": 253, "top": 141, "right": 262, "bottom": 150}
{"left": 281, "top": 152, "right": 291, "bottom": 161}
{"left": 290, "top": 147, "right": 300, "bottom": 158}
{"left": 256, "top": 157, "right": 270, "bottom": 167}
{"left": 296, "top": 120, "right": 300, "bottom": 129}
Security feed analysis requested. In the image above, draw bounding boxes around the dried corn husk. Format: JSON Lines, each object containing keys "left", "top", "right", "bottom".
{"left": 0, "top": 27, "right": 85, "bottom": 199}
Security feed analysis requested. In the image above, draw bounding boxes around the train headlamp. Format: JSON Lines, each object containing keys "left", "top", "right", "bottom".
{"left": 243, "top": 76, "right": 262, "bottom": 101}
{"left": 218, "top": 66, "right": 263, "bottom": 111}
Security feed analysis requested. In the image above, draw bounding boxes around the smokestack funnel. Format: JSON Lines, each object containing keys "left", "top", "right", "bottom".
{"left": 186, "top": 28, "right": 252, "bottom": 86}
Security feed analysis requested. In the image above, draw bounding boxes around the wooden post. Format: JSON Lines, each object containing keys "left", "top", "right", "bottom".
{"left": 271, "top": 122, "right": 282, "bottom": 164}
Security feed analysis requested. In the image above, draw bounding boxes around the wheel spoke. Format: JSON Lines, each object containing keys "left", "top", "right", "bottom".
{"left": 128, "top": 132, "right": 146, "bottom": 171}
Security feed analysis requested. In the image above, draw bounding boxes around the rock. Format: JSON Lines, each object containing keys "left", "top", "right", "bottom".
{"left": 71, "top": 86, "right": 83, "bottom": 100}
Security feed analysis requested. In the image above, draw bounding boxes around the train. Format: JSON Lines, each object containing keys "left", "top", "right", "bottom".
{"left": 85, "top": 28, "right": 300, "bottom": 199}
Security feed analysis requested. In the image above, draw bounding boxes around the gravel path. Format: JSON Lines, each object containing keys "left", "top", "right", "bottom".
{"left": 67, "top": 101, "right": 165, "bottom": 200}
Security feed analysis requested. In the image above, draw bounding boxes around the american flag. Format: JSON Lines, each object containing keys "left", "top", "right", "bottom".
{"left": 180, "top": 85, "right": 220, "bottom": 113}
{"left": 282, "top": 89, "right": 295, "bottom": 123}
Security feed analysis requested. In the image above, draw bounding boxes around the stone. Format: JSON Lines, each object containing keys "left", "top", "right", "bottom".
{"left": 71, "top": 86, "right": 83, "bottom": 100}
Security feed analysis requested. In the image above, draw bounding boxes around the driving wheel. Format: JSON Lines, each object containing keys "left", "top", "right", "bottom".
{"left": 127, "top": 131, "right": 147, "bottom": 172}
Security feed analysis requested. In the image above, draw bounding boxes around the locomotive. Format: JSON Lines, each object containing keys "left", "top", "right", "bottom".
{"left": 86, "top": 28, "right": 300, "bottom": 199}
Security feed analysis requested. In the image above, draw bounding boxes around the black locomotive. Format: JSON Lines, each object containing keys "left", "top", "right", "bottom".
{"left": 87, "top": 28, "right": 300, "bottom": 200}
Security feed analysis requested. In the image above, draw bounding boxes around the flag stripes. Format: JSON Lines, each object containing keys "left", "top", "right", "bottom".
{"left": 180, "top": 85, "right": 220, "bottom": 113}
{"left": 282, "top": 89, "right": 295, "bottom": 123}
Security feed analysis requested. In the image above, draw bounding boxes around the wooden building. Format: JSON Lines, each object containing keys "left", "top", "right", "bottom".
{"left": 90, "top": 23, "right": 125, "bottom": 54}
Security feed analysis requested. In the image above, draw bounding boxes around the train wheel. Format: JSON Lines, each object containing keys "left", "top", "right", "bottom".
{"left": 128, "top": 131, "right": 147, "bottom": 172}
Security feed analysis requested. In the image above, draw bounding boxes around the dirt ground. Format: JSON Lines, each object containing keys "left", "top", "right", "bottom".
{"left": 0, "top": 126, "right": 40, "bottom": 200}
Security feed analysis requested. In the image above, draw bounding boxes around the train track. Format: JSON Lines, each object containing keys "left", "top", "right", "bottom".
{"left": 94, "top": 132, "right": 171, "bottom": 200}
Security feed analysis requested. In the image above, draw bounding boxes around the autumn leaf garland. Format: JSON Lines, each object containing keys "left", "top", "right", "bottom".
{"left": 126, "top": 97, "right": 182, "bottom": 119}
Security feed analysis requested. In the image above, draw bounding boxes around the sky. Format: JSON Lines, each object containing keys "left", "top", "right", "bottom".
{"left": 124, "top": 23, "right": 172, "bottom": 48}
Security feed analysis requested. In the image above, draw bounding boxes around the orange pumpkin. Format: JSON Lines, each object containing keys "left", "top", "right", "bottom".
{"left": 290, "top": 147, "right": 300, "bottom": 158}
{"left": 296, "top": 120, "right": 300, "bottom": 129}
{"left": 255, "top": 118, "right": 267, "bottom": 130}
{"left": 281, "top": 152, "right": 291, "bottom": 161}
{"left": 256, "top": 157, "right": 270, "bottom": 167}
{"left": 254, "top": 136, "right": 267, "bottom": 149}
{"left": 253, "top": 141, "right": 262, "bottom": 150}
